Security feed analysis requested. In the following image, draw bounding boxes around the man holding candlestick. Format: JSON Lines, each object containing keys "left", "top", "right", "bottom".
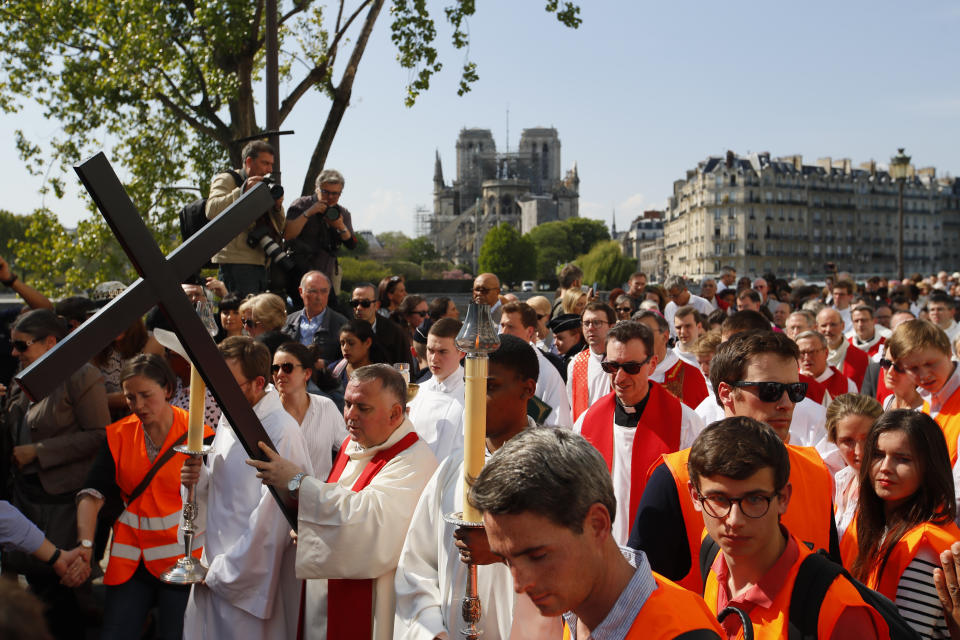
{"left": 394, "top": 334, "right": 561, "bottom": 640}
{"left": 248, "top": 364, "right": 437, "bottom": 640}
{"left": 179, "top": 336, "right": 312, "bottom": 640}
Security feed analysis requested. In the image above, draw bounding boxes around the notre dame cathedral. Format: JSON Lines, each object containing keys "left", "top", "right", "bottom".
{"left": 426, "top": 127, "right": 580, "bottom": 266}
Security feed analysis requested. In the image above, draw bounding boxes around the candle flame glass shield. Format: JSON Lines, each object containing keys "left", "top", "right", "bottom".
{"left": 455, "top": 302, "right": 500, "bottom": 355}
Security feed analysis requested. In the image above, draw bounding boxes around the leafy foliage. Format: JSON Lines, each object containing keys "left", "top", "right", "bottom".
{"left": 401, "top": 236, "right": 440, "bottom": 264}
{"left": 478, "top": 223, "right": 536, "bottom": 284}
{"left": 524, "top": 217, "right": 610, "bottom": 280}
{"left": 339, "top": 256, "right": 390, "bottom": 288}
{"left": 576, "top": 240, "right": 635, "bottom": 290}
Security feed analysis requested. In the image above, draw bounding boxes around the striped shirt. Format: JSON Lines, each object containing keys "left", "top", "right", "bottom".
{"left": 895, "top": 549, "right": 949, "bottom": 639}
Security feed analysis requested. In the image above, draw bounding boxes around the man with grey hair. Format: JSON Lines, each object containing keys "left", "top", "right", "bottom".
{"left": 249, "top": 363, "right": 438, "bottom": 639}
{"left": 283, "top": 168, "right": 357, "bottom": 300}
{"left": 662, "top": 275, "right": 714, "bottom": 337}
{"left": 785, "top": 309, "right": 815, "bottom": 341}
{"left": 795, "top": 330, "right": 856, "bottom": 402}
{"left": 468, "top": 428, "right": 722, "bottom": 638}
{"left": 699, "top": 277, "right": 717, "bottom": 307}
{"left": 716, "top": 265, "right": 736, "bottom": 292}
{"left": 282, "top": 270, "right": 348, "bottom": 366}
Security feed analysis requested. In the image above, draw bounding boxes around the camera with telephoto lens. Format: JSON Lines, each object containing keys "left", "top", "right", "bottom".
{"left": 323, "top": 204, "right": 342, "bottom": 221}
{"left": 261, "top": 173, "right": 284, "bottom": 200}
{"left": 247, "top": 222, "right": 296, "bottom": 272}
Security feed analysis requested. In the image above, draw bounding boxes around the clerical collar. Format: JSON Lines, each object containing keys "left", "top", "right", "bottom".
{"left": 614, "top": 388, "right": 651, "bottom": 428}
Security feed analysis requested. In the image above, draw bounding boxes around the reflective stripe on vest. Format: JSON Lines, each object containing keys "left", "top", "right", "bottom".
{"left": 117, "top": 509, "right": 182, "bottom": 532}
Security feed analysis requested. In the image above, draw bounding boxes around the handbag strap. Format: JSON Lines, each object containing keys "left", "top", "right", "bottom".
{"left": 126, "top": 431, "right": 188, "bottom": 506}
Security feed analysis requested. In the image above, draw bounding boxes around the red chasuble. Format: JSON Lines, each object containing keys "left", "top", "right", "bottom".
{"left": 848, "top": 334, "right": 885, "bottom": 359}
{"left": 570, "top": 348, "right": 591, "bottom": 422}
{"left": 580, "top": 383, "right": 683, "bottom": 527}
{"left": 798, "top": 373, "right": 827, "bottom": 405}
{"left": 821, "top": 366, "right": 853, "bottom": 400}
{"left": 841, "top": 343, "right": 869, "bottom": 390}
{"left": 306, "top": 431, "right": 420, "bottom": 640}
{"left": 661, "top": 358, "right": 709, "bottom": 409}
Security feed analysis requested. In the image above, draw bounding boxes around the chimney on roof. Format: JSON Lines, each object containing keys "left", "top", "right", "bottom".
{"left": 919, "top": 167, "right": 936, "bottom": 178}
{"left": 859, "top": 160, "right": 877, "bottom": 175}
{"left": 841, "top": 158, "right": 851, "bottom": 175}
{"left": 725, "top": 150, "right": 734, "bottom": 168}
{"left": 816, "top": 157, "right": 833, "bottom": 171}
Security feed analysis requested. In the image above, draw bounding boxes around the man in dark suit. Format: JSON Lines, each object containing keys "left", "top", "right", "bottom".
{"left": 350, "top": 283, "right": 413, "bottom": 367}
{"left": 283, "top": 270, "right": 348, "bottom": 367}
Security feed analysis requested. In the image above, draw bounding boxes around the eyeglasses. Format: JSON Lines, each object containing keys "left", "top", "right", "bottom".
{"left": 696, "top": 491, "right": 780, "bottom": 519}
{"left": 11, "top": 338, "right": 39, "bottom": 352}
{"left": 473, "top": 286, "right": 498, "bottom": 295}
{"left": 600, "top": 356, "right": 652, "bottom": 375}
{"left": 320, "top": 188, "right": 342, "bottom": 197}
{"left": 797, "top": 348, "right": 824, "bottom": 357}
{"left": 616, "top": 307, "right": 633, "bottom": 314}
{"left": 350, "top": 299, "right": 374, "bottom": 308}
{"left": 242, "top": 318, "right": 259, "bottom": 328}
{"left": 730, "top": 381, "right": 807, "bottom": 403}
{"left": 271, "top": 363, "right": 303, "bottom": 375}
{"left": 879, "top": 358, "right": 906, "bottom": 374}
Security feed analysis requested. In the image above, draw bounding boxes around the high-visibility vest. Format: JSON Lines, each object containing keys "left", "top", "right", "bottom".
{"left": 561, "top": 572, "right": 723, "bottom": 639}
{"left": 923, "top": 390, "right": 960, "bottom": 465}
{"left": 703, "top": 532, "right": 885, "bottom": 639}
{"left": 103, "top": 406, "right": 214, "bottom": 585}
{"left": 657, "top": 444, "right": 834, "bottom": 593}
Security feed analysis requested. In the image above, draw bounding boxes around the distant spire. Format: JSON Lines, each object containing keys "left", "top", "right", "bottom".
{"left": 611, "top": 207, "right": 617, "bottom": 235}
{"left": 434, "top": 150, "right": 444, "bottom": 187}
{"left": 572, "top": 161, "right": 579, "bottom": 182}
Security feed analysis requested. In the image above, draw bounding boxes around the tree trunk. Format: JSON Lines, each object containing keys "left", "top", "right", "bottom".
{"left": 228, "top": 56, "right": 259, "bottom": 166}
{"left": 300, "top": 0, "right": 385, "bottom": 196}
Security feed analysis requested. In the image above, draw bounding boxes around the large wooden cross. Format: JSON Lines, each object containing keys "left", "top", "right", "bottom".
{"left": 15, "top": 152, "right": 297, "bottom": 527}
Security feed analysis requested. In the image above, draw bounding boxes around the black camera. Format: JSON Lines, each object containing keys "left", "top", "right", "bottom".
{"left": 247, "top": 223, "right": 296, "bottom": 272}
{"left": 261, "top": 173, "right": 284, "bottom": 200}
{"left": 323, "top": 204, "right": 342, "bottom": 221}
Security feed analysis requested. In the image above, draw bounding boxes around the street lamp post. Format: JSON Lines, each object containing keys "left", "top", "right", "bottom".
{"left": 890, "top": 148, "right": 911, "bottom": 281}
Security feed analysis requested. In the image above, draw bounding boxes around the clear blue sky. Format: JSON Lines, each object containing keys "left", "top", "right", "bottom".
{"left": 1, "top": 1, "right": 958, "bottom": 238}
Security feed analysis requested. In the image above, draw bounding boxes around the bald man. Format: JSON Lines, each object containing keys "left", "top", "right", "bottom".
{"left": 817, "top": 307, "right": 868, "bottom": 390}
{"left": 473, "top": 273, "right": 502, "bottom": 322}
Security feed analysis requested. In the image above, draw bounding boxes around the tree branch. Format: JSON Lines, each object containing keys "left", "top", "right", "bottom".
{"left": 153, "top": 91, "right": 228, "bottom": 146}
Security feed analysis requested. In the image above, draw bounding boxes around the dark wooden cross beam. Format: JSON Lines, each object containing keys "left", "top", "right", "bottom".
{"left": 15, "top": 152, "right": 297, "bottom": 527}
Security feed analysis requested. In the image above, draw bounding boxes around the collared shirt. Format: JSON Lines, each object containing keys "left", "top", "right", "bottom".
{"left": 562, "top": 547, "right": 656, "bottom": 640}
{"left": 298, "top": 307, "right": 327, "bottom": 347}
{"left": 920, "top": 361, "right": 960, "bottom": 418}
{"left": 826, "top": 339, "right": 850, "bottom": 370}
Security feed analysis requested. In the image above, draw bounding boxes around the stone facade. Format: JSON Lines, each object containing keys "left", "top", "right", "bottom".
{"left": 429, "top": 127, "right": 579, "bottom": 266}
{"left": 663, "top": 151, "right": 960, "bottom": 279}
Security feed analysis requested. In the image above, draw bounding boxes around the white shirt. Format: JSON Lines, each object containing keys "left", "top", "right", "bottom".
{"left": 664, "top": 294, "right": 714, "bottom": 336}
{"left": 300, "top": 393, "right": 349, "bottom": 481}
{"left": 566, "top": 348, "right": 611, "bottom": 421}
{"left": 183, "top": 390, "right": 312, "bottom": 640}
{"left": 943, "top": 320, "right": 960, "bottom": 346}
{"left": 296, "top": 419, "right": 438, "bottom": 640}
{"left": 834, "top": 465, "right": 858, "bottom": 540}
{"left": 533, "top": 347, "right": 573, "bottom": 429}
{"left": 408, "top": 371, "right": 466, "bottom": 462}
{"left": 674, "top": 345, "right": 699, "bottom": 369}
{"left": 835, "top": 305, "right": 853, "bottom": 333}
{"left": 393, "top": 419, "right": 559, "bottom": 640}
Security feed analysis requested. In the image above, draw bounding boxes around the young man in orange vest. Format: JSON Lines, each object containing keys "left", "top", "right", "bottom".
{"left": 636, "top": 310, "right": 709, "bottom": 409}
{"left": 249, "top": 364, "right": 438, "bottom": 639}
{"left": 566, "top": 302, "right": 614, "bottom": 422}
{"left": 628, "top": 331, "right": 839, "bottom": 592}
{"left": 575, "top": 321, "right": 703, "bottom": 545}
{"left": 818, "top": 307, "right": 869, "bottom": 390}
{"left": 690, "top": 417, "right": 886, "bottom": 639}
{"left": 469, "top": 428, "right": 723, "bottom": 640}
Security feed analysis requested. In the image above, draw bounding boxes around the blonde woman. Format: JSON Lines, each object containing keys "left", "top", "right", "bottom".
{"left": 245, "top": 293, "right": 288, "bottom": 356}
{"left": 825, "top": 393, "right": 883, "bottom": 539}
{"left": 560, "top": 287, "right": 587, "bottom": 316}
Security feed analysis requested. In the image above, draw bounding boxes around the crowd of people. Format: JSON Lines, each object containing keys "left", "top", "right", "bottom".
{"left": 7, "top": 146, "right": 960, "bottom": 638}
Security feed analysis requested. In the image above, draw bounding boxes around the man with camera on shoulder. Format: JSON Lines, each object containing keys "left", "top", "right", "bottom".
{"left": 283, "top": 169, "right": 357, "bottom": 306}
{"left": 206, "top": 140, "right": 286, "bottom": 298}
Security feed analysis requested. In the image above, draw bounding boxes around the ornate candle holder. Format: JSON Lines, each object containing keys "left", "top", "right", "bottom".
{"left": 161, "top": 444, "right": 212, "bottom": 585}
{"left": 443, "top": 301, "right": 499, "bottom": 639}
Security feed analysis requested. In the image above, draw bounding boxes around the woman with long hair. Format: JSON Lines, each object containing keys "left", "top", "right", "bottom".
{"left": 850, "top": 409, "right": 960, "bottom": 638}
{"left": 272, "top": 342, "right": 348, "bottom": 479}
{"left": 825, "top": 393, "right": 882, "bottom": 539}
{"left": 377, "top": 275, "right": 406, "bottom": 317}
{"left": 643, "top": 284, "right": 668, "bottom": 313}
{"left": 74, "top": 354, "right": 213, "bottom": 640}
{"left": 327, "top": 320, "right": 386, "bottom": 387}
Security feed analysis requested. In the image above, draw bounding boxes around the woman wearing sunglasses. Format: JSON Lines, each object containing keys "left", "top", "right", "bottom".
{"left": 825, "top": 393, "right": 883, "bottom": 540}
{"left": 272, "top": 342, "right": 347, "bottom": 479}
{"left": 848, "top": 410, "right": 959, "bottom": 638}
{"left": 243, "top": 292, "right": 288, "bottom": 357}
{"left": 74, "top": 354, "right": 214, "bottom": 640}
{"left": 3, "top": 309, "right": 110, "bottom": 636}
{"left": 879, "top": 355, "right": 923, "bottom": 411}
{"left": 327, "top": 321, "right": 387, "bottom": 389}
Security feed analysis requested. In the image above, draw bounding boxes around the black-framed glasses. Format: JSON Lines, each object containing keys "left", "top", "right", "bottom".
{"left": 320, "top": 188, "right": 342, "bottom": 197}
{"left": 730, "top": 381, "right": 807, "bottom": 403}
{"left": 879, "top": 358, "right": 905, "bottom": 374}
{"left": 473, "top": 286, "right": 498, "bottom": 295}
{"left": 600, "top": 356, "right": 652, "bottom": 375}
{"left": 696, "top": 491, "right": 780, "bottom": 519}
{"left": 271, "top": 363, "right": 303, "bottom": 375}
{"left": 350, "top": 299, "right": 374, "bottom": 308}
{"left": 583, "top": 320, "right": 609, "bottom": 328}
{"left": 11, "top": 338, "right": 38, "bottom": 352}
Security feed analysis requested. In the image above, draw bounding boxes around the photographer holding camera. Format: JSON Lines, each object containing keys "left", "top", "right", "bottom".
{"left": 206, "top": 140, "right": 286, "bottom": 298}
{"left": 283, "top": 169, "right": 357, "bottom": 307}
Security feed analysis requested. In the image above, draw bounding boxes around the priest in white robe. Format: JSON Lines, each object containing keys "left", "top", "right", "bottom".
{"left": 181, "top": 337, "right": 313, "bottom": 640}
{"left": 249, "top": 364, "right": 438, "bottom": 640}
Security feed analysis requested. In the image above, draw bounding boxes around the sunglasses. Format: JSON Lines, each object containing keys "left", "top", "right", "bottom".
{"left": 350, "top": 299, "right": 374, "bottom": 308}
{"left": 271, "top": 363, "right": 303, "bottom": 375}
{"left": 409, "top": 310, "right": 428, "bottom": 317}
{"left": 616, "top": 307, "right": 633, "bottom": 313}
{"left": 11, "top": 338, "right": 39, "bottom": 352}
{"left": 730, "top": 381, "right": 807, "bottom": 403}
{"left": 242, "top": 318, "right": 258, "bottom": 328}
{"left": 600, "top": 356, "right": 652, "bottom": 375}
{"left": 879, "top": 358, "right": 905, "bottom": 374}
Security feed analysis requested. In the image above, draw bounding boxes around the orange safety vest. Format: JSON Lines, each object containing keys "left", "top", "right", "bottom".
{"left": 570, "top": 348, "right": 592, "bottom": 422}
{"left": 703, "top": 532, "right": 887, "bottom": 639}
{"left": 923, "top": 389, "right": 960, "bottom": 465}
{"left": 104, "top": 406, "right": 215, "bottom": 585}
{"left": 561, "top": 572, "right": 723, "bottom": 639}
{"left": 840, "top": 519, "right": 960, "bottom": 601}
{"left": 656, "top": 444, "right": 834, "bottom": 594}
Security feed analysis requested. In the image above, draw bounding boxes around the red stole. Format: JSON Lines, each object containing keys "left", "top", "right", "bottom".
{"left": 798, "top": 373, "right": 826, "bottom": 405}
{"left": 580, "top": 383, "right": 683, "bottom": 526}
{"left": 662, "top": 358, "right": 709, "bottom": 409}
{"left": 821, "top": 366, "right": 852, "bottom": 400}
{"left": 320, "top": 431, "right": 420, "bottom": 640}
{"left": 841, "top": 343, "right": 869, "bottom": 390}
{"left": 570, "top": 349, "right": 592, "bottom": 422}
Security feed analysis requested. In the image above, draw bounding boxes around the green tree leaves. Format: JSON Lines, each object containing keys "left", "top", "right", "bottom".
{"left": 577, "top": 240, "right": 635, "bottom": 290}
{"left": 524, "top": 217, "right": 610, "bottom": 281}
{"left": 478, "top": 223, "right": 536, "bottom": 284}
